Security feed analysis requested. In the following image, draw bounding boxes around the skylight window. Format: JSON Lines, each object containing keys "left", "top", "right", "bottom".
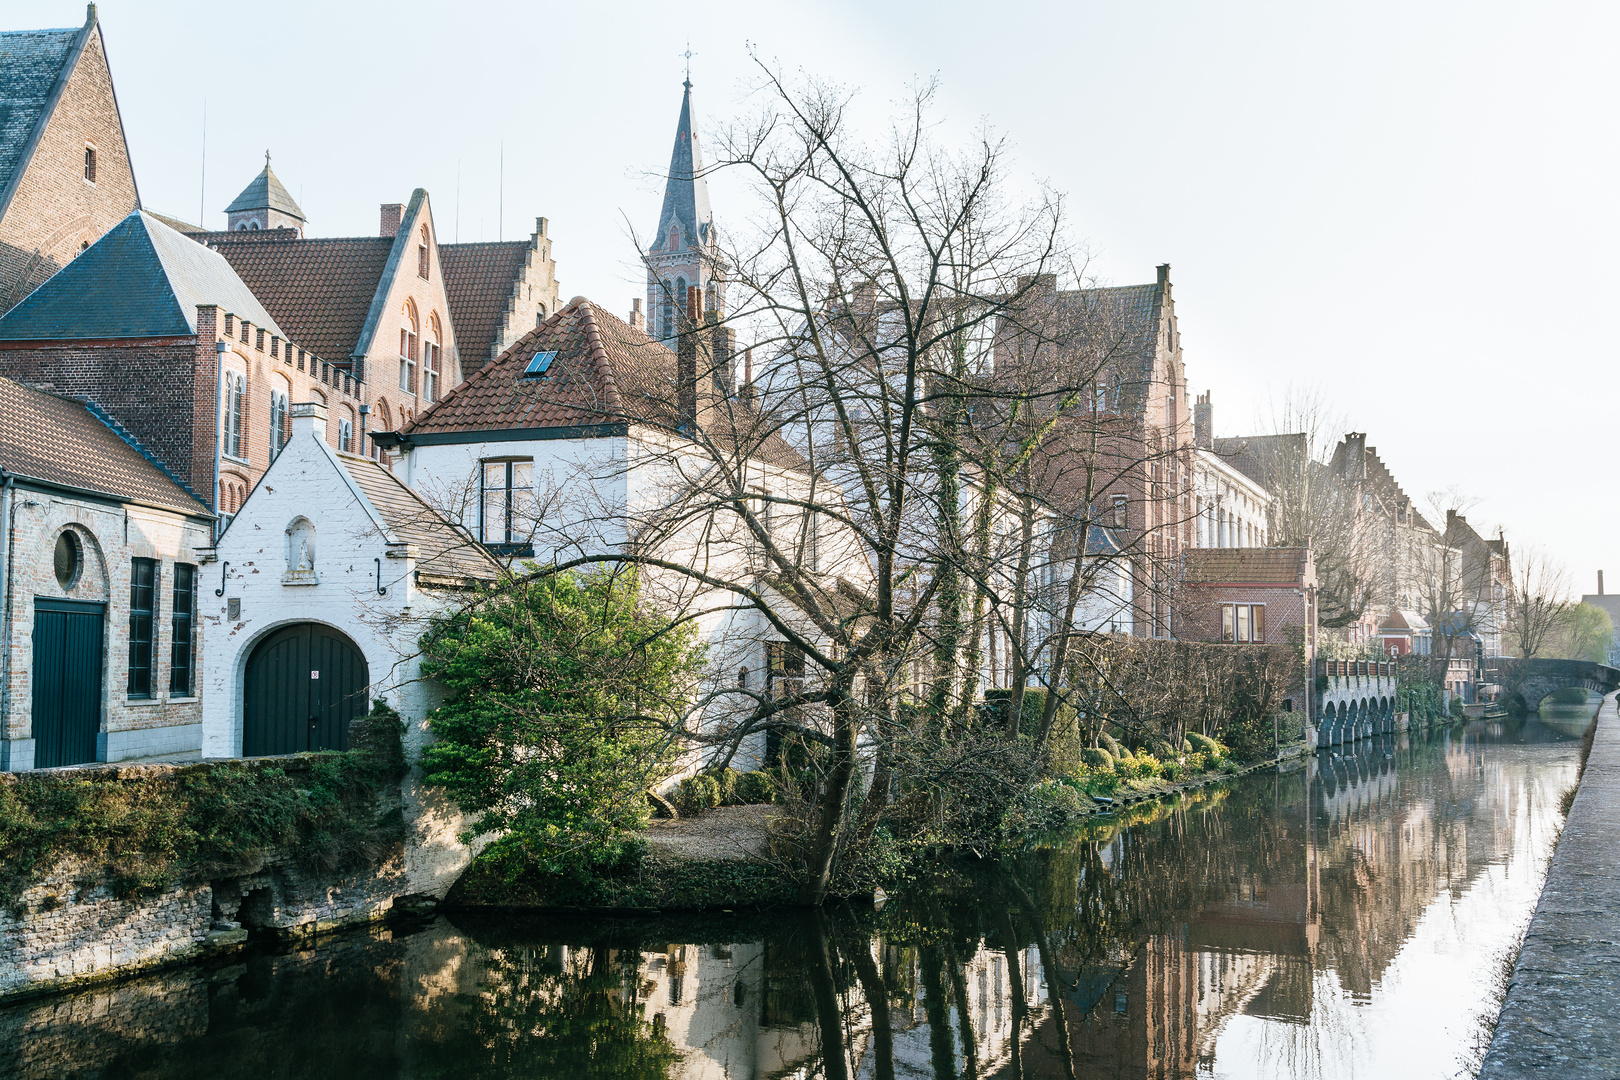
{"left": 522, "top": 351, "right": 557, "bottom": 379}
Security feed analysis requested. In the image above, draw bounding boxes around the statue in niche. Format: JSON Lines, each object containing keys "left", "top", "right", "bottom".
{"left": 283, "top": 517, "right": 319, "bottom": 584}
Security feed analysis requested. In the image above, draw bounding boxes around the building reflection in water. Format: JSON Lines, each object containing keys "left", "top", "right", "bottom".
{"left": 0, "top": 719, "right": 1585, "bottom": 1080}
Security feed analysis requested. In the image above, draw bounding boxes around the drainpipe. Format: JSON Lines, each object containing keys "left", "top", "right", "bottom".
{"left": 213, "top": 339, "right": 227, "bottom": 536}
{"left": 0, "top": 471, "right": 16, "bottom": 764}
{"left": 358, "top": 403, "right": 370, "bottom": 459}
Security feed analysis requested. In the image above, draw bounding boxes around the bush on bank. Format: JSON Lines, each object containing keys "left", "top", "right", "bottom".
{"left": 0, "top": 703, "right": 408, "bottom": 913}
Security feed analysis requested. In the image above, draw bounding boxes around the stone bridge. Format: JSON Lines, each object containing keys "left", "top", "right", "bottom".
{"left": 1315, "top": 660, "right": 1400, "bottom": 748}
{"left": 1486, "top": 658, "right": 1620, "bottom": 712}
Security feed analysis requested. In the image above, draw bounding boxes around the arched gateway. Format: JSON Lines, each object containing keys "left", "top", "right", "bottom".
{"left": 243, "top": 623, "right": 370, "bottom": 755}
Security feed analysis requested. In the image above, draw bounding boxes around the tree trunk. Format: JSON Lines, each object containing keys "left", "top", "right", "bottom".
{"left": 800, "top": 689, "right": 858, "bottom": 906}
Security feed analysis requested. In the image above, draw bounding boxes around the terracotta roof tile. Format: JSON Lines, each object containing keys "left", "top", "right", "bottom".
{"left": 0, "top": 375, "right": 209, "bottom": 516}
{"left": 206, "top": 235, "right": 391, "bottom": 363}
{"left": 338, "top": 452, "right": 501, "bottom": 583}
{"left": 1183, "top": 547, "right": 1312, "bottom": 586}
{"left": 439, "top": 241, "right": 527, "bottom": 368}
{"left": 404, "top": 296, "right": 808, "bottom": 473}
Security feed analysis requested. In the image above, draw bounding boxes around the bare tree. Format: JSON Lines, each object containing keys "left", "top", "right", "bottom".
{"left": 1505, "top": 545, "right": 1572, "bottom": 659}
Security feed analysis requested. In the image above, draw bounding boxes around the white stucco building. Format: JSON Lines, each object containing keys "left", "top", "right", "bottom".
{"left": 200, "top": 401, "right": 499, "bottom": 893}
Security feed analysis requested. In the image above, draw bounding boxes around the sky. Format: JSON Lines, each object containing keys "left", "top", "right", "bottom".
{"left": 20, "top": 0, "right": 1616, "bottom": 592}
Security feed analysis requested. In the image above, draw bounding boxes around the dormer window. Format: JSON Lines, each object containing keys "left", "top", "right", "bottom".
{"left": 522, "top": 351, "right": 556, "bottom": 378}
{"left": 84, "top": 145, "right": 96, "bottom": 183}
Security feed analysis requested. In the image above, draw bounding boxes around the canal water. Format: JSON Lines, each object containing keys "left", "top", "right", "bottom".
{"left": 0, "top": 715, "right": 1587, "bottom": 1079}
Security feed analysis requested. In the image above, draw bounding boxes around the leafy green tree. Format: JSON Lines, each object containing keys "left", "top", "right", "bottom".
{"left": 1545, "top": 602, "right": 1615, "bottom": 664}
{"left": 421, "top": 568, "right": 704, "bottom": 878}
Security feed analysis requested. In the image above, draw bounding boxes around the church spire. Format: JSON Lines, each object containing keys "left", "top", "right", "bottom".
{"left": 650, "top": 77, "right": 713, "bottom": 258}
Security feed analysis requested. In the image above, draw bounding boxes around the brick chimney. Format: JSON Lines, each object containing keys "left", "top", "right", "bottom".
{"left": 1193, "top": 391, "right": 1213, "bottom": 451}
{"left": 629, "top": 298, "right": 644, "bottom": 331}
{"left": 379, "top": 204, "right": 404, "bottom": 237}
{"left": 676, "top": 285, "right": 702, "bottom": 429}
{"left": 1600, "top": 570, "right": 1606, "bottom": 596}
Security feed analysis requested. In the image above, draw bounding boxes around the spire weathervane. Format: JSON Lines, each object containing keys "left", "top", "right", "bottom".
{"left": 681, "top": 42, "right": 695, "bottom": 87}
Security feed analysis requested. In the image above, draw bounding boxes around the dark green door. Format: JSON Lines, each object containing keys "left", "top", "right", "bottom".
{"left": 243, "top": 624, "right": 370, "bottom": 756}
{"left": 32, "top": 598, "right": 105, "bottom": 768}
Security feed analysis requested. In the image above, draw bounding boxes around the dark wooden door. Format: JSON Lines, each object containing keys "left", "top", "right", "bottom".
{"left": 243, "top": 624, "right": 370, "bottom": 756}
{"left": 32, "top": 598, "right": 104, "bottom": 768}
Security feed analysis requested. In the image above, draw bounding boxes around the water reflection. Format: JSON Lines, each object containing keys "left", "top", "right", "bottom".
{"left": 0, "top": 719, "right": 1585, "bottom": 1080}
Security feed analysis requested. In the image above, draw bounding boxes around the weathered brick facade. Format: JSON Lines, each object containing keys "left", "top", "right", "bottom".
{"left": 0, "top": 13, "right": 139, "bottom": 314}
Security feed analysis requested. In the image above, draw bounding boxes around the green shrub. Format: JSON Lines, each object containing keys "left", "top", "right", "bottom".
{"left": 733, "top": 771, "right": 776, "bottom": 805}
{"left": 1187, "top": 732, "right": 1224, "bottom": 757}
{"left": 1151, "top": 739, "right": 1177, "bottom": 762}
{"left": 1185, "top": 751, "right": 1208, "bottom": 774}
{"left": 1181, "top": 738, "right": 1194, "bottom": 753}
{"left": 1161, "top": 759, "right": 1184, "bottom": 782}
{"left": 1131, "top": 753, "right": 1162, "bottom": 779}
{"left": 707, "top": 767, "right": 740, "bottom": 805}
{"left": 1001, "top": 779, "right": 1086, "bottom": 836}
{"left": 1098, "top": 732, "right": 1123, "bottom": 758}
{"left": 1113, "top": 753, "right": 1136, "bottom": 778}
{"left": 672, "top": 774, "right": 721, "bottom": 816}
{"left": 1079, "top": 747, "right": 1115, "bottom": 772}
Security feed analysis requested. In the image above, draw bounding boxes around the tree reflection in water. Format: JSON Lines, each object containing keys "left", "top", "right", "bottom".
{"left": 0, "top": 718, "right": 1584, "bottom": 1080}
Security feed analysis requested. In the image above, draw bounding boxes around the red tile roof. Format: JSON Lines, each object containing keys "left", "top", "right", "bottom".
{"left": 439, "top": 241, "right": 527, "bottom": 368}
{"left": 339, "top": 451, "right": 501, "bottom": 583}
{"left": 206, "top": 235, "right": 391, "bottom": 363}
{"left": 1183, "top": 547, "right": 1312, "bottom": 586}
{"left": 404, "top": 296, "right": 807, "bottom": 473}
{"left": 0, "top": 376, "right": 209, "bottom": 516}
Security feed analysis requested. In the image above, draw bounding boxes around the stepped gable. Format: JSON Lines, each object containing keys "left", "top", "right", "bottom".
{"left": 206, "top": 234, "right": 391, "bottom": 363}
{"left": 336, "top": 450, "right": 500, "bottom": 583}
{"left": 0, "top": 374, "right": 208, "bottom": 516}
{"left": 1184, "top": 547, "right": 1312, "bottom": 585}
{"left": 438, "top": 240, "right": 527, "bottom": 368}
{"left": 405, "top": 295, "right": 807, "bottom": 472}
{"left": 0, "top": 210, "right": 282, "bottom": 340}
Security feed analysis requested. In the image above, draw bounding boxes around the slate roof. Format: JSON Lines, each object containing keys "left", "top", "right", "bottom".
{"left": 0, "top": 375, "right": 210, "bottom": 516}
{"left": 1183, "top": 547, "right": 1313, "bottom": 586}
{"left": 648, "top": 81, "right": 715, "bottom": 253}
{"left": 339, "top": 451, "right": 501, "bottom": 583}
{"left": 403, "top": 295, "right": 808, "bottom": 472}
{"left": 0, "top": 211, "right": 284, "bottom": 340}
{"left": 206, "top": 234, "right": 392, "bottom": 362}
{"left": 224, "top": 158, "right": 305, "bottom": 220}
{"left": 439, "top": 240, "right": 527, "bottom": 367}
{"left": 0, "top": 22, "right": 83, "bottom": 216}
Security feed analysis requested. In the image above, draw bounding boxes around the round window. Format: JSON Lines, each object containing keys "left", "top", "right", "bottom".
{"left": 53, "top": 531, "right": 81, "bottom": 588}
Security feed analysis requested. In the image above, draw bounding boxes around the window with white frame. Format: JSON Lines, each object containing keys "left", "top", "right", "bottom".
{"left": 223, "top": 372, "right": 246, "bottom": 460}
{"left": 1220, "top": 603, "right": 1266, "bottom": 644}
{"left": 269, "top": 388, "right": 289, "bottom": 458}
{"left": 424, "top": 313, "right": 443, "bottom": 402}
{"left": 399, "top": 301, "right": 420, "bottom": 393}
{"left": 338, "top": 416, "right": 354, "bottom": 454}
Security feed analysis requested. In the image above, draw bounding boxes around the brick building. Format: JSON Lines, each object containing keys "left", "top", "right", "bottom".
{"left": 440, "top": 217, "right": 561, "bottom": 368}
{"left": 0, "top": 209, "right": 366, "bottom": 517}
{"left": 1175, "top": 546, "right": 1318, "bottom": 651}
{"left": 0, "top": 5, "right": 139, "bottom": 315}
{"left": 0, "top": 374, "right": 213, "bottom": 771}
{"left": 997, "top": 266, "right": 1195, "bottom": 637}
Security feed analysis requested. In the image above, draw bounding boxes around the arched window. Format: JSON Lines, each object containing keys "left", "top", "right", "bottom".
{"left": 269, "top": 384, "right": 289, "bottom": 459}
{"left": 399, "top": 301, "right": 419, "bottom": 394}
{"left": 373, "top": 400, "right": 392, "bottom": 459}
{"left": 424, "top": 312, "right": 443, "bottom": 402}
{"left": 338, "top": 406, "right": 355, "bottom": 454}
{"left": 249, "top": 221, "right": 261, "bottom": 231}
{"left": 223, "top": 371, "right": 247, "bottom": 460}
{"left": 417, "top": 225, "right": 431, "bottom": 280}
{"left": 236, "top": 222, "right": 249, "bottom": 232}
{"left": 659, "top": 280, "right": 675, "bottom": 340}
{"left": 536, "top": 303, "right": 547, "bottom": 326}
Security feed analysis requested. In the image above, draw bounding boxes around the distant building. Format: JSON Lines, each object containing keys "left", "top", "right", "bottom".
{"left": 1580, "top": 571, "right": 1620, "bottom": 665}
{"left": 645, "top": 78, "right": 724, "bottom": 346}
{"left": 439, "top": 217, "right": 561, "bottom": 369}
{"left": 1192, "top": 392, "right": 1270, "bottom": 548}
{"left": 0, "top": 6, "right": 139, "bottom": 315}
{"left": 223, "top": 153, "right": 306, "bottom": 235}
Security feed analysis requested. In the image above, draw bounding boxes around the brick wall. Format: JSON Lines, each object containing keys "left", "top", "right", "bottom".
{"left": 0, "top": 309, "right": 368, "bottom": 512}
{"left": 0, "top": 25, "right": 139, "bottom": 314}
{"left": 1175, "top": 584, "right": 1310, "bottom": 645}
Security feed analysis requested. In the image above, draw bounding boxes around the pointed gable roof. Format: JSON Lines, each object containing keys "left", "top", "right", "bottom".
{"left": 439, "top": 239, "right": 528, "bottom": 367}
{"left": 648, "top": 80, "right": 714, "bottom": 254}
{"left": 0, "top": 210, "right": 282, "bottom": 340}
{"left": 338, "top": 451, "right": 502, "bottom": 583}
{"left": 224, "top": 155, "right": 305, "bottom": 221}
{"left": 0, "top": 10, "right": 99, "bottom": 224}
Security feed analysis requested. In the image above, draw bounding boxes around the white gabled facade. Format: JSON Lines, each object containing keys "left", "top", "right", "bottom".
{"left": 201, "top": 401, "right": 492, "bottom": 895}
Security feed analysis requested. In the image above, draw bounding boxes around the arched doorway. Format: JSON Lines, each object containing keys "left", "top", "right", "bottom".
{"left": 243, "top": 623, "right": 370, "bottom": 756}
